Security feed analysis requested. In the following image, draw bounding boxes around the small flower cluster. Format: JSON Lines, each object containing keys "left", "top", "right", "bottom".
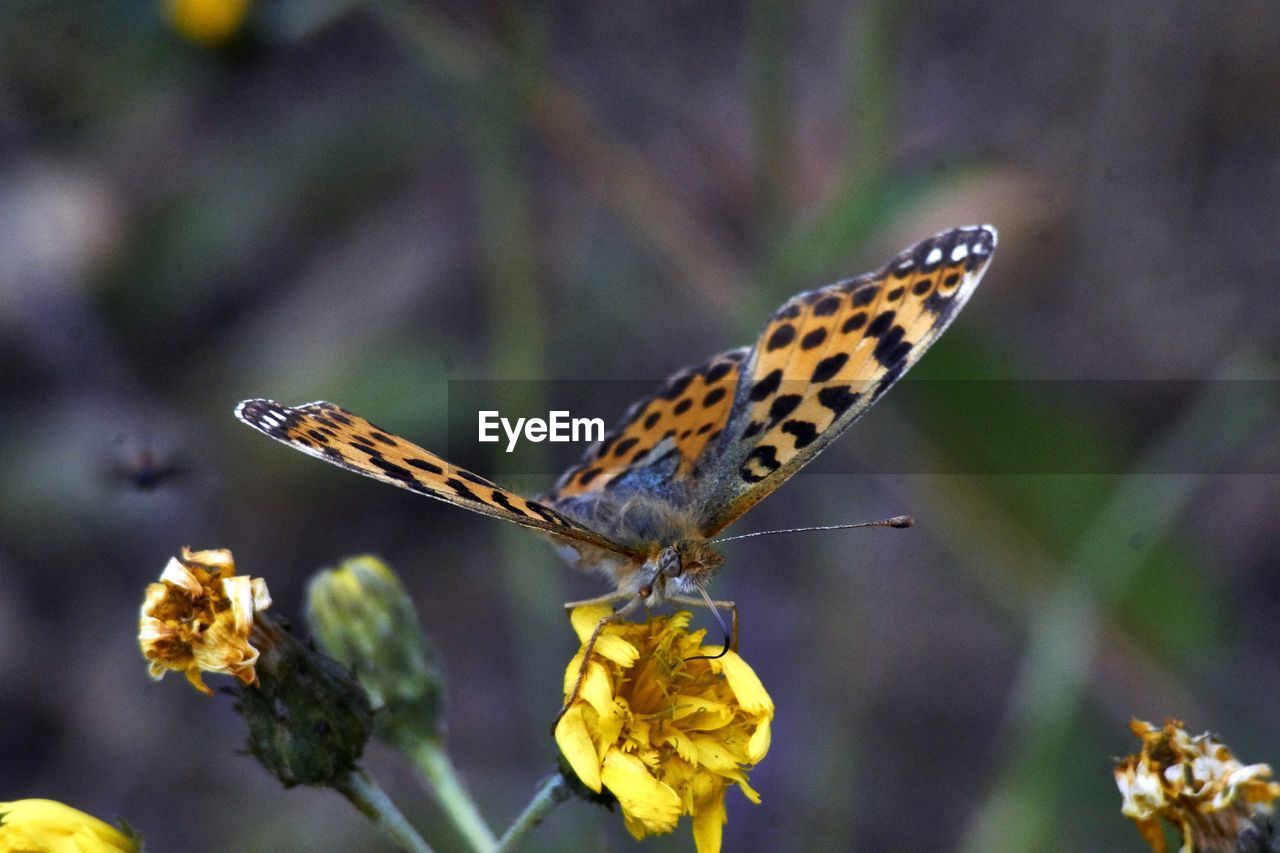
{"left": 1115, "top": 718, "right": 1280, "bottom": 852}
{"left": 555, "top": 605, "right": 774, "bottom": 853}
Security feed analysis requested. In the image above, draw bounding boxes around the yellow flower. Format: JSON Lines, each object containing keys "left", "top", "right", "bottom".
{"left": 0, "top": 799, "right": 138, "bottom": 853}
{"left": 139, "top": 547, "right": 272, "bottom": 694}
{"left": 555, "top": 606, "right": 773, "bottom": 853}
{"left": 162, "top": 0, "right": 250, "bottom": 46}
{"left": 1115, "top": 718, "right": 1280, "bottom": 852}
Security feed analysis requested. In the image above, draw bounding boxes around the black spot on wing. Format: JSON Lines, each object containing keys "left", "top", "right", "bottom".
{"left": 407, "top": 458, "right": 444, "bottom": 475}
{"left": 800, "top": 328, "right": 828, "bottom": 350}
{"left": 811, "top": 353, "right": 849, "bottom": 383}
{"left": 659, "top": 373, "right": 694, "bottom": 401}
{"left": 817, "top": 385, "right": 859, "bottom": 417}
{"left": 852, "top": 285, "right": 877, "bottom": 307}
{"left": 749, "top": 369, "right": 782, "bottom": 401}
{"left": 489, "top": 490, "right": 528, "bottom": 516}
{"left": 704, "top": 361, "right": 734, "bottom": 384}
{"left": 444, "top": 477, "right": 480, "bottom": 502}
{"left": 866, "top": 310, "right": 896, "bottom": 337}
{"left": 870, "top": 363, "right": 905, "bottom": 401}
{"left": 740, "top": 445, "right": 781, "bottom": 483}
{"left": 812, "top": 295, "right": 841, "bottom": 316}
{"left": 766, "top": 324, "right": 797, "bottom": 351}
{"left": 370, "top": 457, "right": 415, "bottom": 483}
{"left": 872, "top": 326, "right": 911, "bottom": 366}
{"left": 842, "top": 312, "right": 867, "bottom": 333}
{"left": 781, "top": 419, "right": 819, "bottom": 449}
{"left": 767, "top": 394, "right": 802, "bottom": 427}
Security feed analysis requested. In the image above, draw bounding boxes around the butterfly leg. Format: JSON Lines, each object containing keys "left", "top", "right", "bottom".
{"left": 551, "top": 593, "right": 645, "bottom": 731}
{"left": 666, "top": 595, "right": 739, "bottom": 653}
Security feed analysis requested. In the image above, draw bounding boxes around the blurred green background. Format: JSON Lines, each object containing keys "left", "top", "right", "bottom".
{"left": 2, "top": 1, "right": 1278, "bottom": 851}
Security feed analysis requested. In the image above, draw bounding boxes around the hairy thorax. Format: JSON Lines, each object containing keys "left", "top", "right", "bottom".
{"left": 547, "top": 493, "right": 724, "bottom": 604}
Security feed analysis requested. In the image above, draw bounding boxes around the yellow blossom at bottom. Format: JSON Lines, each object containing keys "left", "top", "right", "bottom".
{"left": 162, "top": 0, "right": 250, "bottom": 46}
{"left": 1115, "top": 718, "right": 1280, "bottom": 852}
{"left": 138, "top": 547, "right": 272, "bottom": 694}
{"left": 0, "top": 799, "right": 137, "bottom": 853}
{"left": 555, "top": 606, "right": 773, "bottom": 853}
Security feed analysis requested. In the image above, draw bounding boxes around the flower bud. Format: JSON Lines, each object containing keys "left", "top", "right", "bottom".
{"left": 305, "top": 555, "right": 445, "bottom": 750}
{"left": 237, "top": 618, "right": 374, "bottom": 788}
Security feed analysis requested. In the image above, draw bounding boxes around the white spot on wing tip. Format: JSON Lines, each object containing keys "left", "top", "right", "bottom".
{"left": 925, "top": 247, "right": 943, "bottom": 265}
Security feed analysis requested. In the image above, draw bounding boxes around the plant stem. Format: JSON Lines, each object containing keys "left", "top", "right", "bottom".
{"left": 334, "top": 768, "right": 435, "bottom": 853}
{"left": 407, "top": 738, "right": 497, "bottom": 853}
{"left": 496, "top": 774, "right": 570, "bottom": 853}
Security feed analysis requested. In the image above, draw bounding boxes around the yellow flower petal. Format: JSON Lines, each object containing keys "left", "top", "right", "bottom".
{"left": 747, "top": 717, "right": 772, "bottom": 763}
{"left": 693, "top": 735, "right": 744, "bottom": 775}
{"left": 0, "top": 798, "right": 137, "bottom": 853}
{"left": 555, "top": 705, "right": 602, "bottom": 792}
{"left": 600, "top": 748, "right": 682, "bottom": 834}
{"left": 691, "top": 795, "right": 727, "bottom": 853}
{"left": 574, "top": 658, "right": 614, "bottom": 718}
{"left": 712, "top": 652, "right": 773, "bottom": 716}
{"left": 671, "top": 694, "right": 735, "bottom": 731}
{"left": 569, "top": 604, "right": 616, "bottom": 642}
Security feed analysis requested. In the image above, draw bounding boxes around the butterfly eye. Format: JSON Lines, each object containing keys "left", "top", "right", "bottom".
{"left": 658, "top": 547, "right": 682, "bottom": 578}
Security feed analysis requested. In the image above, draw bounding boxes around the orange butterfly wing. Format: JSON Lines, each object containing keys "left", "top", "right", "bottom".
{"left": 236, "top": 400, "right": 642, "bottom": 557}
{"left": 695, "top": 225, "right": 996, "bottom": 536}
{"left": 551, "top": 347, "right": 748, "bottom": 499}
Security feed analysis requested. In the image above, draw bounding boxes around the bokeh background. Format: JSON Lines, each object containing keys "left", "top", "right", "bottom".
{"left": 2, "top": 1, "right": 1279, "bottom": 850}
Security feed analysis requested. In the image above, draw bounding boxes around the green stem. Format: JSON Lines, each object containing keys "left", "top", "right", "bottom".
{"left": 495, "top": 774, "right": 570, "bottom": 853}
{"left": 407, "top": 738, "right": 498, "bottom": 853}
{"left": 334, "top": 768, "right": 435, "bottom": 853}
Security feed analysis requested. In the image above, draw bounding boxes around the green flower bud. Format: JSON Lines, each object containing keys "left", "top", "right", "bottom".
{"left": 305, "top": 555, "right": 445, "bottom": 750}
{"left": 236, "top": 618, "right": 373, "bottom": 788}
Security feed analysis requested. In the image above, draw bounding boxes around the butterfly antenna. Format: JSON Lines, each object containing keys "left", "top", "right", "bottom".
{"left": 712, "top": 515, "right": 914, "bottom": 543}
{"left": 683, "top": 585, "right": 732, "bottom": 662}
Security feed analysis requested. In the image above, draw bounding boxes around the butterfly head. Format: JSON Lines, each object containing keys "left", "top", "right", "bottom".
{"left": 638, "top": 538, "right": 724, "bottom": 604}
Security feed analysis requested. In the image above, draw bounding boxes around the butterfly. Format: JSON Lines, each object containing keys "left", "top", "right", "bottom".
{"left": 236, "top": 225, "right": 995, "bottom": 711}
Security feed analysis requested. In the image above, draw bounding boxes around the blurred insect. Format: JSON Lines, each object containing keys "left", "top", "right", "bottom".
{"left": 105, "top": 434, "right": 184, "bottom": 491}
{"left": 236, "top": 225, "right": 996, "bottom": 718}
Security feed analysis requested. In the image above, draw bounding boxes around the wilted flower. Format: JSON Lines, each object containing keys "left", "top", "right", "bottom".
{"left": 139, "top": 546, "right": 272, "bottom": 694}
{"left": 555, "top": 605, "right": 773, "bottom": 853}
{"left": 306, "top": 555, "right": 445, "bottom": 749}
{"left": 0, "top": 798, "right": 139, "bottom": 853}
{"left": 162, "top": 0, "right": 250, "bottom": 46}
{"left": 1115, "top": 718, "right": 1280, "bottom": 852}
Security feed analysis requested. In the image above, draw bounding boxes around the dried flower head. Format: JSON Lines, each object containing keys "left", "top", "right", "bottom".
{"left": 1115, "top": 718, "right": 1280, "bottom": 852}
{"left": 0, "top": 798, "right": 139, "bottom": 853}
{"left": 555, "top": 605, "right": 773, "bottom": 853}
{"left": 139, "top": 547, "right": 272, "bottom": 694}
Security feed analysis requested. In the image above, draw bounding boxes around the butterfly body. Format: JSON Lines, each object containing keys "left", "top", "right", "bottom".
{"left": 236, "top": 225, "right": 996, "bottom": 605}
